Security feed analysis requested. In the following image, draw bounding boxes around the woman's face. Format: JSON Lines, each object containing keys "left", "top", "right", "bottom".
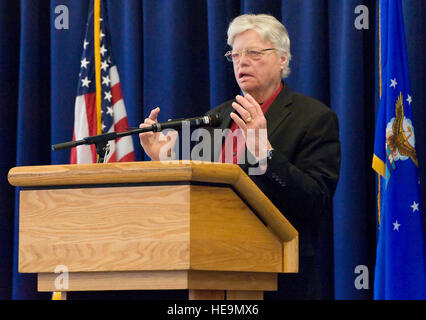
{"left": 232, "top": 29, "right": 286, "bottom": 101}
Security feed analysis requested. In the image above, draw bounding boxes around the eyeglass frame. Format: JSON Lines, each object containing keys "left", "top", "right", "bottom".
{"left": 224, "top": 47, "right": 277, "bottom": 62}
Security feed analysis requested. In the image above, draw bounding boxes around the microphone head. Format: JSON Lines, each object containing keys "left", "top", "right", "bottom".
{"left": 208, "top": 114, "right": 222, "bottom": 127}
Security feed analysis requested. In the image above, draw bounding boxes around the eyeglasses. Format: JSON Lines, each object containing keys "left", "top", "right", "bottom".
{"left": 224, "top": 47, "right": 277, "bottom": 62}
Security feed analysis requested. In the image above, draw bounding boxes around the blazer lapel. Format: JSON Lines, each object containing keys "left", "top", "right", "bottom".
{"left": 264, "top": 83, "right": 293, "bottom": 139}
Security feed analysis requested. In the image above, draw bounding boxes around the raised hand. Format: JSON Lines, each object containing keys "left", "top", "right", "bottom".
{"left": 139, "top": 107, "right": 178, "bottom": 161}
{"left": 230, "top": 93, "right": 272, "bottom": 161}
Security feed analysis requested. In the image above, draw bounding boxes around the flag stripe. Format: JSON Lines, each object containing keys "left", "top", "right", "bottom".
{"left": 116, "top": 136, "right": 134, "bottom": 160}
{"left": 113, "top": 116, "right": 128, "bottom": 135}
{"left": 111, "top": 82, "right": 123, "bottom": 106}
{"left": 113, "top": 99, "right": 127, "bottom": 124}
{"left": 84, "top": 92, "right": 98, "bottom": 137}
{"left": 110, "top": 65, "right": 120, "bottom": 86}
{"left": 118, "top": 151, "right": 135, "bottom": 163}
{"left": 73, "top": 94, "right": 96, "bottom": 164}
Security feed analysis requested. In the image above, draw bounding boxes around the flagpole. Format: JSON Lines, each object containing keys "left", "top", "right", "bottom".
{"left": 94, "top": 0, "right": 102, "bottom": 136}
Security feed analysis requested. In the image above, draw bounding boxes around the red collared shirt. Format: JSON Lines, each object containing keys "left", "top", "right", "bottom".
{"left": 220, "top": 82, "right": 283, "bottom": 164}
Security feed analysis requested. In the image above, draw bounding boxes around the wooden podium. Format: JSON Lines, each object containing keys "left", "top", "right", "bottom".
{"left": 8, "top": 161, "right": 298, "bottom": 300}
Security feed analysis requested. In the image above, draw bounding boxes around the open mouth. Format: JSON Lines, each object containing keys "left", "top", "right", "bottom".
{"left": 239, "top": 72, "right": 252, "bottom": 80}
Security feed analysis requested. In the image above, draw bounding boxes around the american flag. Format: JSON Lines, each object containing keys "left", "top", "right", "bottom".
{"left": 70, "top": 0, "right": 135, "bottom": 164}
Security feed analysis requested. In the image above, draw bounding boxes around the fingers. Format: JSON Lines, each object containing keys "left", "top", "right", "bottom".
{"left": 235, "top": 94, "right": 262, "bottom": 118}
{"left": 243, "top": 93, "right": 263, "bottom": 117}
{"left": 139, "top": 107, "right": 160, "bottom": 138}
{"left": 139, "top": 121, "right": 153, "bottom": 130}
{"left": 230, "top": 111, "right": 247, "bottom": 130}
{"left": 139, "top": 118, "right": 154, "bottom": 135}
{"left": 149, "top": 107, "right": 160, "bottom": 121}
{"left": 139, "top": 122, "right": 153, "bottom": 136}
{"left": 231, "top": 101, "right": 251, "bottom": 124}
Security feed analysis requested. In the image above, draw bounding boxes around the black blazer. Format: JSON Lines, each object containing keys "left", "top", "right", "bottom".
{"left": 200, "top": 83, "right": 341, "bottom": 259}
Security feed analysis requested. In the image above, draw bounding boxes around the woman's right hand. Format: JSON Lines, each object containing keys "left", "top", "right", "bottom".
{"left": 139, "top": 107, "right": 178, "bottom": 161}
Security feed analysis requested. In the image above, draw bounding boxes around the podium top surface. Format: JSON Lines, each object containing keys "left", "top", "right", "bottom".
{"left": 8, "top": 161, "right": 297, "bottom": 242}
{"left": 8, "top": 161, "right": 239, "bottom": 187}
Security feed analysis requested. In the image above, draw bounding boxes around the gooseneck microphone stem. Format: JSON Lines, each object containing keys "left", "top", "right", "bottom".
{"left": 51, "top": 126, "right": 152, "bottom": 152}
{"left": 51, "top": 114, "right": 221, "bottom": 162}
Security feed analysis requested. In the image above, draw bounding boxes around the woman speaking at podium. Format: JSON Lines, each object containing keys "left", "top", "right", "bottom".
{"left": 139, "top": 14, "right": 341, "bottom": 300}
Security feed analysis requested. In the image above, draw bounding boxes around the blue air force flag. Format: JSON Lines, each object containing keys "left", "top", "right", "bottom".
{"left": 372, "top": 0, "right": 426, "bottom": 299}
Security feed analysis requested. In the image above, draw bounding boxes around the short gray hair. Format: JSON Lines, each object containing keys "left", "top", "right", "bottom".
{"left": 227, "top": 14, "right": 291, "bottom": 78}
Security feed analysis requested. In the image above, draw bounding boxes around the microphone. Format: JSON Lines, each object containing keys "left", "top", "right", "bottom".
{"left": 149, "top": 114, "right": 221, "bottom": 132}
{"left": 52, "top": 113, "right": 221, "bottom": 151}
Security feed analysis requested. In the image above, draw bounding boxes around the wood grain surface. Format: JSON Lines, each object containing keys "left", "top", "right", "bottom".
{"left": 19, "top": 185, "right": 190, "bottom": 273}
{"left": 37, "top": 270, "right": 276, "bottom": 292}
{"left": 19, "top": 184, "right": 284, "bottom": 273}
{"left": 189, "top": 186, "right": 282, "bottom": 272}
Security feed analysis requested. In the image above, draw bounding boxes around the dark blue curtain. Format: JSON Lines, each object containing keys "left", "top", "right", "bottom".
{"left": 0, "top": 0, "right": 424, "bottom": 300}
